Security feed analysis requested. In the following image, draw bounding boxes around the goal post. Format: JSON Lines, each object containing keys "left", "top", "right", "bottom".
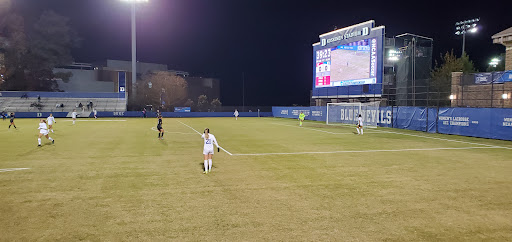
{"left": 326, "top": 102, "right": 381, "bottom": 128}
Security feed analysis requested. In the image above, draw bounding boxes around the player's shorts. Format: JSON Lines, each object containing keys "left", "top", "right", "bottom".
{"left": 48, "top": 121, "right": 53, "bottom": 125}
{"left": 157, "top": 124, "right": 162, "bottom": 131}
{"left": 10, "top": 119, "right": 14, "bottom": 123}
{"left": 39, "top": 129, "right": 48, "bottom": 135}
{"left": 203, "top": 148, "right": 214, "bottom": 155}
{"left": 300, "top": 118, "right": 304, "bottom": 121}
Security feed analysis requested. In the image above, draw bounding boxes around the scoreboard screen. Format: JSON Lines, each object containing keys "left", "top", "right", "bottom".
{"left": 311, "top": 20, "right": 384, "bottom": 98}
{"left": 314, "top": 38, "right": 378, "bottom": 88}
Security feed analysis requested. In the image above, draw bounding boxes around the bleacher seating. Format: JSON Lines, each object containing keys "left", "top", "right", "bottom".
{"left": 0, "top": 92, "right": 126, "bottom": 112}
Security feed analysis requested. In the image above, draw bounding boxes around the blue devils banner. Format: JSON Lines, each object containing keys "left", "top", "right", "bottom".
{"left": 474, "top": 73, "right": 492, "bottom": 84}
{"left": 118, "top": 72, "right": 126, "bottom": 93}
{"left": 174, "top": 107, "right": 191, "bottom": 112}
{"left": 492, "top": 71, "right": 512, "bottom": 84}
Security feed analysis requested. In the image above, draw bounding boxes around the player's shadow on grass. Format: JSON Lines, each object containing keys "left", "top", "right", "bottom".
{"left": 158, "top": 139, "right": 168, "bottom": 146}
{"left": 198, "top": 162, "right": 216, "bottom": 171}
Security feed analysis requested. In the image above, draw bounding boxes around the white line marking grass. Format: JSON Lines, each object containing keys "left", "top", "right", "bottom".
{"left": 272, "top": 120, "right": 509, "bottom": 149}
{"left": 0, "top": 168, "right": 30, "bottom": 173}
{"left": 271, "top": 123, "right": 355, "bottom": 135}
{"left": 150, "top": 127, "right": 195, "bottom": 134}
{"left": 232, "top": 146, "right": 502, "bottom": 156}
{"left": 177, "top": 120, "right": 233, "bottom": 156}
{"left": 63, "top": 120, "right": 127, "bottom": 122}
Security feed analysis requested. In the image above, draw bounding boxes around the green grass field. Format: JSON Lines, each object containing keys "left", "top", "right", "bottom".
{"left": 1, "top": 117, "right": 512, "bottom": 241}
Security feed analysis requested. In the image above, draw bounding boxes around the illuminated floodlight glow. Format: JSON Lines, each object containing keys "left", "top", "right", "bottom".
{"left": 502, "top": 94, "right": 509, "bottom": 100}
{"left": 449, "top": 94, "right": 456, "bottom": 100}
{"left": 388, "top": 56, "right": 399, "bottom": 62}
{"left": 469, "top": 28, "right": 477, "bottom": 33}
{"left": 121, "top": 0, "right": 148, "bottom": 2}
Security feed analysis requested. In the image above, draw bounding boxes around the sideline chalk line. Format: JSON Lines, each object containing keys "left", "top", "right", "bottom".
{"left": 63, "top": 120, "right": 126, "bottom": 122}
{"left": 0, "top": 168, "right": 31, "bottom": 173}
{"left": 177, "top": 120, "right": 233, "bottom": 156}
{"left": 232, "top": 146, "right": 501, "bottom": 156}
{"left": 150, "top": 127, "right": 196, "bottom": 134}
{"left": 272, "top": 120, "right": 510, "bottom": 150}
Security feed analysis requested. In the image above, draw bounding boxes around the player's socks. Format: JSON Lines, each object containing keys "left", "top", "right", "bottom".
{"left": 38, "top": 138, "right": 41, "bottom": 145}
{"left": 204, "top": 160, "right": 208, "bottom": 173}
{"left": 73, "top": 121, "right": 75, "bottom": 125}
{"left": 8, "top": 125, "right": 11, "bottom": 128}
{"left": 49, "top": 137, "right": 54, "bottom": 142}
{"left": 158, "top": 133, "right": 161, "bottom": 138}
{"left": 161, "top": 132, "right": 164, "bottom": 137}
{"left": 208, "top": 159, "right": 212, "bottom": 172}
{"left": 356, "top": 128, "right": 360, "bottom": 134}
{"left": 361, "top": 128, "right": 363, "bottom": 135}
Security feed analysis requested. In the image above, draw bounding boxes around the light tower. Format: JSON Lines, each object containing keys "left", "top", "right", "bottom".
{"left": 121, "top": 0, "right": 148, "bottom": 98}
{"left": 455, "top": 18, "right": 479, "bottom": 57}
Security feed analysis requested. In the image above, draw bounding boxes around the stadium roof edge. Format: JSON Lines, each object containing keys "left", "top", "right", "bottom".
{"left": 319, "top": 20, "right": 375, "bottom": 38}
{"left": 312, "top": 42, "right": 320, "bottom": 46}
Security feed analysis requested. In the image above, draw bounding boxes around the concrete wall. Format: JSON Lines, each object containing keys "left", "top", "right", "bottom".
{"left": 54, "top": 68, "right": 115, "bottom": 92}
{"left": 451, "top": 72, "right": 512, "bottom": 108}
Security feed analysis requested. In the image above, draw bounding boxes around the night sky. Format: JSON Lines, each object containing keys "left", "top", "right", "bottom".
{"left": 11, "top": 0, "right": 511, "bottom": 106}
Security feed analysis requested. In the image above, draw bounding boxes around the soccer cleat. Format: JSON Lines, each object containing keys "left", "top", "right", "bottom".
{"left": 52, "top": 140, "right": 55, "bottom": 144}
{"left": 38, "top": 145, "right": 41, "bottom": 147}
{"left": 203, "top": 171, "right": 208, "bottom": 174}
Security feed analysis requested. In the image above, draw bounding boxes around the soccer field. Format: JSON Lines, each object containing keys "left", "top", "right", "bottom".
{"left": 1, "top": 117, "right": 512, "bottom": 241}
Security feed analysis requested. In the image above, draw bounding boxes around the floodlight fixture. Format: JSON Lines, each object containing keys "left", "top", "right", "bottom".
{"left": 489, "top": 58, "right": 500, "bottom": 67}
{"left": 454, "top": 18, "right": 480, "bottom": 56}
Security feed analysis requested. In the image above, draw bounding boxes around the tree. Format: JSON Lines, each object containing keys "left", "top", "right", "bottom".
{"left": 133, "top": 71, "right": 188, "bottom": 111}
{"left": 210, "top": 98, "right": 222, "bottom": 111}
{"left": 431, "top": 51, "right": 476, "bottom": 92}
{"left": 0, "top": 9, "right": 79, "bottom": 91}
{"left": 197, "top": 95, "right": 208, "bottom": 112}
{"left": 184, "top": 99, "right": 194, "bottom": 109}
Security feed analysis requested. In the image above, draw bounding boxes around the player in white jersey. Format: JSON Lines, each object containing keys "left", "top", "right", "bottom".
{"left": 47, "top": 113, "right": 56, "bottom": 133}
{"left": 201, "top": 128, "right": 220, "bottom": 174}
{"left": 234, "top": 109, "right": 239, "bottom": 120}
{"left": 356, "top": 114, "right": 363, "bottom": 135}
{"left": 37, "top": 119, "right": 54, "bottom": 146}
{"left": 72, "top": 109, "right": 77, "bottom": 125}
{"left": 93, "top": 109, "right": 97, "bottom": 119}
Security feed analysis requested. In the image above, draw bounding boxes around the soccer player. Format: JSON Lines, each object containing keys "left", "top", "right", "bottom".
{"left": 72, "top": 109, "right": 77, "bottom": 125}
{"left": 47, "top": 113, "right": 56, "bottom": 133}
{"left": 299, "top": 111, "right": 305, "bottom": 127}
{"left": 8, "top": 112, "right": 16, "bottom": 129}
{"left": 201, "top": 128, "right": 220, "bottom": 174}
{"left": 234, "top": 109, "right": 239, "bottom": 120}
{"left": 356, "top": 114, "right": 363, "bottom": 135}
{"left": 157, "top": 115, "right": 164, "bottom": 139}
{"left": 37, "top": 119, "right": 54, "bottom": 147}
{"left": 93, "top": 109, "right": 97, "bottom": 119}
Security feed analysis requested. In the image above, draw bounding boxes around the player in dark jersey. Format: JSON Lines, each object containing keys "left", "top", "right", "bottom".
{"left": 157, "top": 115, "right": 164, "bottom": 139}
{"left": 8, "top": 112, "right": 16, "bottom": 129}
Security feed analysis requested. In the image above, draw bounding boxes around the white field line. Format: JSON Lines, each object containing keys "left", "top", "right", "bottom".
{"left": 0, "top": 168, "right": 30, "bottom": 173}
{"left": 369, "top": 129, "right": 510, "bottom": 149}
{"left": 177, "top": 120, "right": 233, "bottom": 156}
{"left": 63, "top": 120, "right": 127, "bottom": 122}
{"left": 232, "top": 146, "right": 502, "bottom": 156}
{"left": 150, "top": 127, "right": 195, "bottom": 134}
{"left": 272, "top": 120, "right": 509, "bottom": 149}
{"left": 271, "top": 123, "right": 355, "bottom": 135}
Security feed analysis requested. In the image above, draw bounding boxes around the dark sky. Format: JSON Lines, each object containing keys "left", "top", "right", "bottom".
{"left": 12, "top": 0, "right": 511, "bottom": 106}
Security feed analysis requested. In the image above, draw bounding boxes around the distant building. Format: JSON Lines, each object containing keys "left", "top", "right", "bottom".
{"left": 53, "top": 60, "right": 219, "bottom": 107}
{"left": 185, "top": 77, "right": 220, "bottom": 101}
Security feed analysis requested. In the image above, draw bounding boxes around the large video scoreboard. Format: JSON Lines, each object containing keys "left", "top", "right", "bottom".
{"left": 312, "top": 20, "right": 384, "bottom": 98}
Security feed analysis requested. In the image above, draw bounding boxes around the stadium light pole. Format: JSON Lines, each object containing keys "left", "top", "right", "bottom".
{"left": 455, "top": 18, "right": 479, "bottom": 57}
{"left": 121, "top": 0, "right": 148, "bottom": 98}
